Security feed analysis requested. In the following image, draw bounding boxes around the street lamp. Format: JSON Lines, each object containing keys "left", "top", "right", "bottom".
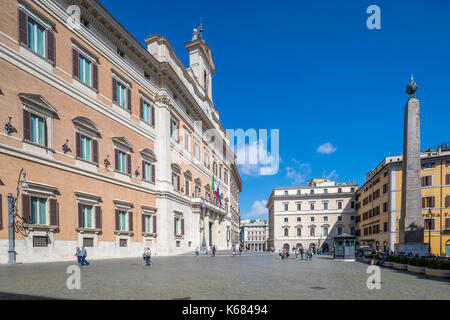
{"left": 201, "top": 200, "right": 207, "bottom": 253}
{"left": 7, "top": 168, "right": 29, "bottom": 264}
{"left": 427, "top": 209, "right": 432, "bottom": 255}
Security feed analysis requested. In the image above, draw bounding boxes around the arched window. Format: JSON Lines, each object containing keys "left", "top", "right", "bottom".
{"left": 322, "top": 227, "right": 328, "bottom": 236}
{"left": 350, "top": 226, "right": 355, "bottom": 236}
{"left": 337, "top": 226, "right": 343, "bottom": 235}
{"left": 297, "top": 228, "right": 301, "bottom": 236}
{"left": 310, "top": 228, "right": 315, "bottom": 237}
{"left": 284, "top": 228, "right": 289, "bottom": 237}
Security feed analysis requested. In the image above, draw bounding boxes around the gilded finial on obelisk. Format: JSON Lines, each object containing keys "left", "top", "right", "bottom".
{"left": 406, "top": 74, "right": 418, "bottom": 96}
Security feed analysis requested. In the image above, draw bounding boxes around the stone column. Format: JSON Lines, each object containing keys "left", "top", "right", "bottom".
{"left": 398, "top": 93, "right": 427, "bottom": 255}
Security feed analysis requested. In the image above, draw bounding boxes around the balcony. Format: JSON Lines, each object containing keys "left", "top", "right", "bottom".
{"left": 191, "top": 197, "right": 227, "bottom": 216}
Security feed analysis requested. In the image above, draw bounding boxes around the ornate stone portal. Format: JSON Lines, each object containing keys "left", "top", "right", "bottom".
{"left": 396, "top": 76, "right": 428, "bottom": 255}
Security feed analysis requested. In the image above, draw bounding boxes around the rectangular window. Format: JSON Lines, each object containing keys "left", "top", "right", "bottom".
{"left": 324, "top": 202, "right": 328, "bottom": 210}
{"left": 80, "top": 135, "right": 91, "bottom": 161}
{"left": 185, "top": 180, "right": 190, "bottom": 196}
{"left": 297, "top": 217, "right": 301, "bottom": 222}
{"left": 119, "top": 239, "right": 128, "bottom": 247}
{"left": 284, "top": 203, "right": 288, "bottom": 211}
{"left": 144, "top": 215, "right": 152, "bottom": 233}
{"left": 142, "top": 101, "right": 151, "bottom": 123}
{"left": 82, "top": 205, "right": 93, "bottom": 228}
{"left": 83, "top": 237, "right": 94, "bottom": 247}
{"left": 118, "top": 210, "right": 127, "bottom": 231}
{"left": 78, "top": 54, "right": 91, "bottom": 86}
{"left": 31, "top": 196, "right": 46, "bottom": 225}
{"left": 33, "top": 236, "right": 48, "bottom": 247}
{"left": 117, "top": 81, "right": 126, "bottom": 108}
{"left": 310, "top": 203, "right": 315, "bottom": 211}
{"left": 27, "top": 18, "right": 45, "bottom": 57}
{"left": 184, "top": 129, "right": 190, "bottom": 152}
{"left": 324, "top": 216, "right": 328, "bottom": 222}
{"left": 422, "top": 162, "right": 435, "bottom": 169}
{"left": 297, "top": 203, "right": 301, "bottom": 211}
{"left": 204, "top": 149, "right": 210, "bottom": 168}
{"left": 338, "top": 202, "right": 342, "bottom": 209}
{"left": 338, "top": 188, "right": 342, "bottom": 193}
{"left": 118, "top": 151, "right": 127, "bottom": 173}
{"left": 324, "top": 189, "right": 328, "bottom": 194}
{"left": 284, "top": 217, "right": 288, "bottom": 222}
{"left": 170, "top": 118, "right": 179, "bottom": 141}
{"left": 194, "top": 140, "right": 200, "bottom": 161}
{"left": 310, "top": 217, "right": 315, "bottom": 222}
{"left": 421, "top": 176, "right": 432, "bottom": 187}
{"left": 30, "top": 114, "right": 45, "bottom": 145}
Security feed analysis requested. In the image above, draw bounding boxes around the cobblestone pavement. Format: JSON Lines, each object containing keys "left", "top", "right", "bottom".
{"left": 0, "top": 254, "right": 448, "bottom": 300}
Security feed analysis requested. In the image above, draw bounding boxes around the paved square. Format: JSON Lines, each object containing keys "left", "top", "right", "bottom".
{"left": 0, "top": 254, "right": 448, "bottom": 299}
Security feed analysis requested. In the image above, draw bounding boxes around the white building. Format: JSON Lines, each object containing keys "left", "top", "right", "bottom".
{"left": 240, "top": 220, "right": 269, "bottom": 251}
{"left": 267, "top": 179, "right": 357, "bottom": 253}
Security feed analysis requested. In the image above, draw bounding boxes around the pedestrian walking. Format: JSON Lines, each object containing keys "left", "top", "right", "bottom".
{"left": 282, "top": 247, "right": 287, "bottom": 260}
{"left": 80, "top": 246, "right": 89, "bottom": 265}
{"left": 239, "top": 246, "right": 242, "bottom": 255}
{"left": 143, "top": 247, "right": 152, "bottom": 266}
{"left": 75, "top": 247, "right": 81, "bottom": 265}
{"left": 232, "top": 248, "right": 236, "bottom": 257}
{"left": 294, "top": 248, "right": 298, "bottom": 260}
{"left": 195, "top": 247, "right": 199, "bottom": 257}
{"left": 279, "top": 248, "right": 283, "bottom": 260}
{"left": 212, "top": 245, "right": 216, "bottom": 257}
{"left": 300, "top": 248, "right": 304, "bottom": 260}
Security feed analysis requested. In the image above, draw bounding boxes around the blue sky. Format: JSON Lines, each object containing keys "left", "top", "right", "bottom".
{"left": 100, "top": 0, "right": 450, "bottom": 220}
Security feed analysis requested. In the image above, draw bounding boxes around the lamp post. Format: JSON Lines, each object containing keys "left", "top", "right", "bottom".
{"left": 8, "top": 168, "right": 29, "bottom": 264}
{"left": 201, "top": 201, "right": 207, "bottom": 253}
{"left": 428, "top": 209, "right": 432, "bottom": 255}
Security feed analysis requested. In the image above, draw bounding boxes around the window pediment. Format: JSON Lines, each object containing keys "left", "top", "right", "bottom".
{"left": 113, "top": 137, "right": 133, "bottom": 152}
{"left": 19, "top": 93, "right": 58, "bottom": 118}
{"left": 194, "top": 178, "right": 202, "bottom": 185}
{"left": 140, "top": 148, "right": 157, "bottom": 162}
{"left": 171, "top": 163, "right": 181, "bottom": 174}
{"left": 184, "top": 170, "right": 192, "bottom": 180}
{"left": 72, "top": 116, "right": 101, "bottom": 137}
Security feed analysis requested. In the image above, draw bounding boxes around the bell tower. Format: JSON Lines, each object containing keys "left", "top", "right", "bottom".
{"left": 185, "top": 25, "right": 215, "bottom": 99}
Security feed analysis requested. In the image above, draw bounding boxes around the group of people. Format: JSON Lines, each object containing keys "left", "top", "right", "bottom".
{"left": 279, "top": 247, "right": 314, "bottom": 261}
{"left": 75, "top": 246, "right": 89, "bottom": 265}
{"left": 194, "top": 245, "right": 217, "bottom": 257}
{"left": 143, "top": 247, "right": 152, "bottom": 266}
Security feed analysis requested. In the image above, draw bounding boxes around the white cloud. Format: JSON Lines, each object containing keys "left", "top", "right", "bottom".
{"left": 317, "top": 142, "right": 337, "bottom": 154}
{"left": 241, "top": 200, "right": 268, "bottom": 220}
{"left": 285, "top": 160, "right": 311, "bottom": 185}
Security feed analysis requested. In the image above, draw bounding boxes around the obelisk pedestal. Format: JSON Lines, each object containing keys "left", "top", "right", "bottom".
{"left": 396, "top": 77, "right": 428, "bottom": 256}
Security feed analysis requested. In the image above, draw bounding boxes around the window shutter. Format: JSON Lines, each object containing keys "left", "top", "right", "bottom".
{"left": 112, "top": 78, "right": 117, "bottom": 103}
{"left": 153, "top": 215, "right": 157, "bottom": 234}
{"left": 127, "top": 154, "right": 131, "bottom": 175}
{"left": 76, "top": 133, "right": 81, "bottom": 157}
{"left": 23, "top": 109, "right": 30, "bottom": 140}
{"left": 422, "top": 197, "right": 425, "bottom": 208}
{"left": 115, "top": 210, "right": 119, "bottom": 230}
{"left": 174, "top": 217, "right": 177, "bottom": 235}
{"left": 181, "top": 218, "right": 184, "bottom": 235}
{"left": 92, "top": 139, "right": 98, "bottom": 164}
{"left": 142, "top": 214, "right": 146, "bottom": 233}
{"left": 49, "top": 198, "right": 58, "bottom": 226}
{"left": 421, "top": 177, "right": 425, "bottom": 187}
{"left": 46, "top": 29, "right": 55, "bottom": 64}
{"left": 446, "top": 195, "right": 449, "bottom": 208}
{"left": 140, "top": 98, "right": 143, "bottom": 120}
{"left": 446, "top": 174, "right": 450, "bottom": 185}
{"left": 177, "top": 175, "right": 181, "bottom": 192}
{"left": 18, "top": 9, "right": 28, "bottom": 45}
{"left": 151, "top": 105, "right": 155, "bottom": 126}
{"left": 142, "top": 160, "right": 146, "bottom": 180}
{"left": 431, "top": 197, "right": 435, "bottom": 208}
{"left": 151, "top": 164, "right": 155, "bottom": 183}
{"left": 44, "top": 119, "right": 48, "bottom": 147}
{"left": 95, "top": 206, "right": 102, "bottom": 229}
{"left": 92, "top": 63, "right": 98, "bottom": 91}
{"left": 114, "top": 149, "right": 119, "bottom": 171}
{"left": 78, "top": 203, "right": 83, "bottom": 227}
{"left": 72, "top": 48, "right": 79, "bottom": 79}
{"left": 127, "top": 88, "right": 131, "bottom": 112}
{"left": 22, "top": 194, "right": 31, "bottom": 223}
{"left": 128, "top": 211, "right": 133, "bottom": 232}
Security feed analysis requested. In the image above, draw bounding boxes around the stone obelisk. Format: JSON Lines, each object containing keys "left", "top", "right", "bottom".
{"left": 397, "top": 75, "right": 428, "bottom": 255}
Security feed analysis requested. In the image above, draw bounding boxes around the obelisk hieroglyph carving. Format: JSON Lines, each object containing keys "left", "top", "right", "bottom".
{"left": 397, "top": 75, "right": 427, "bottom": 255}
